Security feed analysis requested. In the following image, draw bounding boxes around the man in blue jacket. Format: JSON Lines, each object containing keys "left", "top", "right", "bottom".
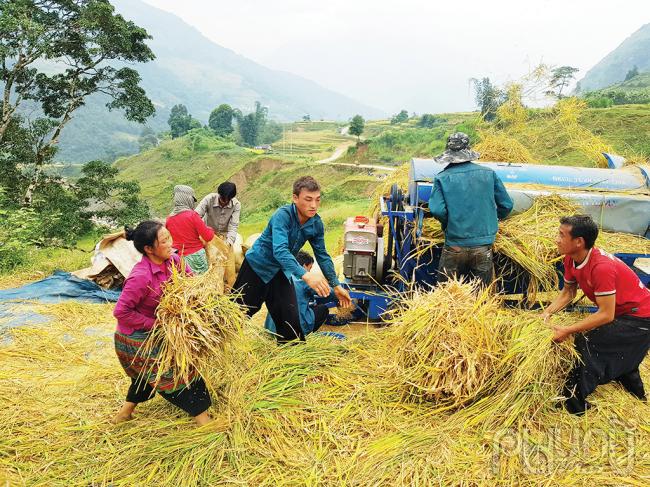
{"left": 233, "top": 176, "right": 351, "bottom": 343}
{"left": 264, "top": 251, "right": 331, "bottom": 337}
{"left": 429, "top": 132, "right": 513, "bottom": 286}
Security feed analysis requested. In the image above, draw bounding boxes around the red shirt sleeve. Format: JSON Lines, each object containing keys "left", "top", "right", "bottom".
{"left": 563, "top": 255, "right": 576, "bottom": 284}
{"left": 592, "top": 261, "right": 617, "bottom": 297}
{"left": 192, "top": 211, "right": 215, "bottom": 242}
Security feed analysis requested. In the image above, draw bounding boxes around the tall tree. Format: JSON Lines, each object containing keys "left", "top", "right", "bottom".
{"left": 349, "top": 115, "right": 365, "bottom": 141}
{"left": 546, "top": 66, "right": 579, "bottom": 99}
{"left": 390, "top": 109, "right": 409, "bottom": 124}
{"left": 625, "top": 65, "right": 639, "bottom": 82}
{"left": 0, "top": 0, "right": 155, "bottom": 203}
{"left": 168, "top": 104, "right": 193, "bottom": 138}
{"left": 236, "top": 113, "right": 258, "bottom": 146}
{"left": 234, "top": 101, "right": 268, "bottom": 146}
{"left": 208, "top": 104, "right": 234, "bottom": 137}
{"left": 471, "top": 77, "right": 505, "bottom": 121}
{"left": 138, "top": 126, "right": 158, "bottom": 152}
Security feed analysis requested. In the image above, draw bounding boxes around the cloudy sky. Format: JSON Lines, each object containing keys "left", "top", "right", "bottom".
{"left": 143, "top": 0, "right": 649, "bottom": 114}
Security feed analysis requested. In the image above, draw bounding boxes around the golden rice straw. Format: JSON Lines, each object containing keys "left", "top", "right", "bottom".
{"left": 138, "top": 266, "right": 248, "bottom": 390}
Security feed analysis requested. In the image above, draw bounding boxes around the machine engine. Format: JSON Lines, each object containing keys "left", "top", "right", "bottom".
{"left": 342, "top": 216, "right": 384, "bottom": 286}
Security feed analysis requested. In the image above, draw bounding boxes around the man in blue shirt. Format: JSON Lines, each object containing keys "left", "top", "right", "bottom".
{"left": 264, "top": 251, "right": 331, "bottom": 337}
{"left": 429, "top": 132, "right": 513, "bottom": 286}
{"left": 233, "top": 176, "right": 351, "bottom": 342}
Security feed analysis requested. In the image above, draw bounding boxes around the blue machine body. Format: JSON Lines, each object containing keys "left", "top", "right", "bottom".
{"left": 409, "top": 158, "right": 650, "bottom": 206}
{"left": 334, "top": 157, "right": 650, "bottom": 321}
{"left": 409, "top": 158, "right": 650, "bottom": 237}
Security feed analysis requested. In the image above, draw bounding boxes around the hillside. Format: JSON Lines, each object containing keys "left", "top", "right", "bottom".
{"left": 54, "top": 0, "right": 384, "bottom": 163}
{"left": 115, "top": 123, "right": 379, "bottom": 251}
{"left": 118, "top": 103, "right": 650, "bottom": 218}
{"left": 577, "top": 23, "right": 650, "bottom": 92}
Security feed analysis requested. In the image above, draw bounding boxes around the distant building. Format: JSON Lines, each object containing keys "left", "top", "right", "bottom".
{"left": 254, "top": 144, "right": 273, "bottom": 153}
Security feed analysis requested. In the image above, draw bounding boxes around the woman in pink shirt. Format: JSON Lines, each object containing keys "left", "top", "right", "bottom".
{"left": 165, "top": 185, "right": 215, "bottom": 274}
{"left": 113, "top": 220, "right": 212, "bottom": 426}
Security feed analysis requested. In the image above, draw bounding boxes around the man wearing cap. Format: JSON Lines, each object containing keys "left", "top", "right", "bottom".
{"left": 428, "top": 132, "right": 513, "bottom": 286}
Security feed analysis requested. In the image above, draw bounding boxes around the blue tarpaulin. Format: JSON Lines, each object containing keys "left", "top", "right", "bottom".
{"left": 0, "top": 271, "right": 120, "bottom": 333}
{"left": 0, "top": 271, "right": 120, "bottom": 304}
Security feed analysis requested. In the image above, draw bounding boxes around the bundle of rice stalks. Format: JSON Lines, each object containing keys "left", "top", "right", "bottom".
{"left": 475, "top": 131, "right": 535, "bottom": 163}
{"left": 554, "top": 97, "right": 613, "bottom": 168}
{"left": 381, "top": 279, "right": 576, "bottom": 421}
{"left": 495, "top": 83, "right": 528, "bottom": 130}
{"left": 493, "top": 194, "right": 576, "bottom": 299}
{"left": 384, "top": 280, "right": 507, "bottom": 406}
{"left": 139, "top": 266, "right": 248, "bottom": 390}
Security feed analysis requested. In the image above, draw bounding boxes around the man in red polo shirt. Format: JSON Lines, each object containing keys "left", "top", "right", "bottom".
{"left": 542, "top": 214, "right": 650, "bottom": 415}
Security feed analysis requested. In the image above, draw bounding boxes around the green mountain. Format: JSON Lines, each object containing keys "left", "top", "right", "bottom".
{"left": 577, "top": 23, "right": 650, "bottom": 92}
{"left": 55, "top": 0, "right": 384, "bottom": 163}
{"left": 588, "top": 72, "right": 650, "bottom": 93}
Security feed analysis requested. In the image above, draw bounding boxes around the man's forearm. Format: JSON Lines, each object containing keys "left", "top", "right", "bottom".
{"left": 565, "top": 310, "right": 613, "bottom": 335}
{"left": 544, "top": 289, "right": 575, "bottom": 316}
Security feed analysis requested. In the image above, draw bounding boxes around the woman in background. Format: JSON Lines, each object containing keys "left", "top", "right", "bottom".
{"left": 166, "top": 185, "right": 215, "bottom": 274}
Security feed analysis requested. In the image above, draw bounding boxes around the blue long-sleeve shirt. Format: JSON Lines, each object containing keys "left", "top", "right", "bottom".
{"left": 428, "top": 162, "right": 513, "bottom": 247}
{"left": 245, "top": 203, "right": 340, "bottom": 286}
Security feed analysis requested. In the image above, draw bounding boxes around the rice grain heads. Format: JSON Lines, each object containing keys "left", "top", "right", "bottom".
{"left": 139, "top": 266, "right": 248, "bottom": 390}
{"left": 382, "top": 279, "right": 577, "bottom": 423}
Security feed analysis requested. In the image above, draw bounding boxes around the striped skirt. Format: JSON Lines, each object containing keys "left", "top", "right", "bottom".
{"left": 114, "top": 330, "right": 197, "bottom": 394}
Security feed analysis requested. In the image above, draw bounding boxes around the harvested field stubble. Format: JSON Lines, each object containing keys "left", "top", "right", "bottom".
{"left": 2, "top": 281, "right": 650, "bottom": 485}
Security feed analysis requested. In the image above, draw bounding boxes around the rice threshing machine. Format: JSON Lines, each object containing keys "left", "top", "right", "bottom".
{"left": 327, "top": 154, "right": 650, "bottom": 323}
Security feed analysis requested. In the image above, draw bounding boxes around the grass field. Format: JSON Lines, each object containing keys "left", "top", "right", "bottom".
{"left": 270, "top": 121, "right": 352, "bottom": 160}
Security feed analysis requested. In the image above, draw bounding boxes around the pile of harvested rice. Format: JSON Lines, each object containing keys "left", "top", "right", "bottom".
{"left": 139, "top": 266, "right": 248, "bottom": 390}
{"left": 380, "top": 280, "right": 576, "bottom": 416}
{"left": 2, "top": 289, "right": 650, "bottom": 485}
{"left": 475, "top": 130, "right": 535, "bottom": 163}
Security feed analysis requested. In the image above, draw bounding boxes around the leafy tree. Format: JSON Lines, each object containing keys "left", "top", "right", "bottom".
{"left": 189, "top": 118, "right": 202, "bottom": 130}
{"left": 625, "top": 65, "right": 639, "bottom": 81}
{"left": 471, "top": 77, "right": 505, "bottom": 121}
{"left": 546, "top": 66, "right": 579, "bottom": 99}
{"left": 234, "top": 101, "right": 268, "bottom": 146}
{"left": 254, "top": 101, "right": 268, "bottom": 135}
{"left": 302, "top": 114, "right": 311, "bottom": 122}
{"left": 138, "top": 126, "right": 158, "bottom": 152}
{"left": 349, "top": 115, "right": 365, "bottom": 141}
{"left": 168, "top": 104, "right": 193, "bottom": 138}
{"left": 260, "top": 120, "right": 283, "bottom": 144}
{"left": 418, "top": 114, "right": 445, "bottom": 128}
{"left": 75, "top": 160, "right": 149, "bottom": 227}
{"left": 390, "top": 109, "right": 409, "bottom": 124}
{"left": 208, "top": 104, "right": 234, "bottom": 137}
{"left": 0, "top": 114, "right": 31, "bottom": 203}
{"left": 236, "top": 113, "right": 258, "bottom": 146}
{"left": 0, "top": 0, "right": 155, "bottom": 204}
